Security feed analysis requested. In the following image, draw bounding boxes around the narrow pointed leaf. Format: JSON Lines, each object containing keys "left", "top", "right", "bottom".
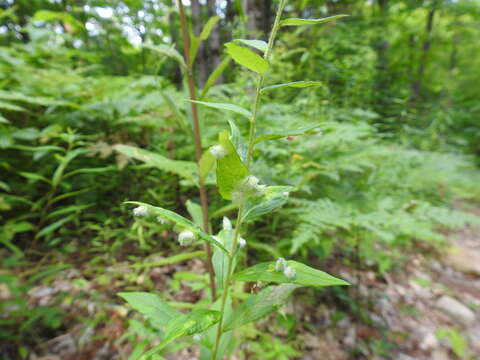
{"left": 225, "top": 42, "right": 269, "bottom": 74}
{"left": 125, "top": 201, "right": 229, "bottom": 254}
{"left": 261, "top": 81, "right": 323, "bottom": 93}
{"left": 242, "top": 186, "right": 293, "bottom": 222}
{"left": 189, "top": 100, "right": 251, "bottom": 119}
{"left": 216, "top": 131, "right": 249, "bottom": 200}
{"left": 114, "top": 144, "right": 197, "bottom": 184}
{"left": 234, "top": 39, "right": 268, "bottom": 53}
{"left": 254, "top": 124, "right": 320, "bottom": 144}
{"left": 280, "top": 14, "right": 348, "bottom": 27}
{"left": 143, "top": 43, "right": 186, "bottom": 69}
{"left": 200, "top": 57, "right": 232, "bottom": 99}
{"left": 200, "top": 16, "right": 220, "bottom": 40}
{"left": 223, "top": 284, "right": 299, "bottom": 331}
{"left": 141, "top": 309, "right": 221, "bottom": 359}
{"left": 199, "top": 150, "right": 216, "bottom": 182}
{"left": 118, "top": 292, "right": 181, "bottom": 327}
{"left": 234, "top": 260, "right": 350, "bottom": 287}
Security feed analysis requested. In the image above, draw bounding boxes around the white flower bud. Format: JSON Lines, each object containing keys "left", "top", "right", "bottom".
{"left": 209, "top": 145, "right": 228, "bottom": 159}
{"left": 244, "top": 175, "right": 260, "bottom": 188}
{"left": 156, "top": 216, "right": 168, "bottom": 224}
{"left": 239, "top": 237, "right": 247, "bottom": 248}
{"left": 275, "top": 257, "right": 286, "bottom": 272}
{"left": 193, "top": 334, "right": 202, "bottom": 342}
{"left": 283, "top": 192, "right": 290, "bottom": 197}
{"left": 256, "top": 184, "right": 267, "bottom": 196}
{"left": 133, "top": 205, "right": 149, "bottom": 217}
{"left": 222, "top": 216, "right": 232, "bottom": 231}
{"left": 283, "top": 265, "right": 296, "bottom": 279}
{"left": 178, "top": 230, "right": 196, "bottom": 246}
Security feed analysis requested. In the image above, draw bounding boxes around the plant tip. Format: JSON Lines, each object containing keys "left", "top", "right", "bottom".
{"left": 133, "top": 205, "right": 149, "bottom": 217}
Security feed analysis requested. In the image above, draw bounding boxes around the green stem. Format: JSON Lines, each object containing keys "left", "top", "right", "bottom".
{"left": 211, "top": 1, "right": 286, "bottom": 358}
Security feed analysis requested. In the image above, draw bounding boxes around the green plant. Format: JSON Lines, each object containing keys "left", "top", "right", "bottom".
{"left": 118, "top": 2, "right": 349, "bottom": 359}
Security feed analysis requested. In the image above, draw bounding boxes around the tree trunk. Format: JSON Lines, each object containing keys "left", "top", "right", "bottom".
{"left": 372, "top": 0, "right": 390, "bottom": 119}
{"left": 410, "top": 8, "right": 436, "bottom": 104}
{"left": 243, "top": 0, "right": 272, "bottom": 39}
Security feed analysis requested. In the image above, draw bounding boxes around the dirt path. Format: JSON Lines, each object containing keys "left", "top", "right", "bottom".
{"left": 12, "top": 223, "right": 480, "bottom": 360}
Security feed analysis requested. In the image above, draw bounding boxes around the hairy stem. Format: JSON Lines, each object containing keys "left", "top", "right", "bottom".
{"left": 212, "top": 1, "right": 286, "bottom": 358}
{"left": 177, "top": 0, "right": 216, "bottom": 300}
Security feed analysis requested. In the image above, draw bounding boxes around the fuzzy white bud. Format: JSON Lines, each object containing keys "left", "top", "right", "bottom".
{"left": 209, "top": 145, "right": 228, "bottom": 159}
{"left": 275, "top": 257, "right": 287, "bottom": 272}
{"left": 156, "top": 216, "right": 168, "bottom": 224}
{"left": 283, "top": 192, "right": 290, "bottom": 197}
{"left": 133, "top": 205, "right": 149, "bottom": 217}
{"left": 178, "top": 230, "right": 196, "bottom": 246}
{"left": 193, "top": 334, "right": 202, "bottom": 342}
{"left": 222, "top": 216, "right": 232, "bottom": 231}
{"left": 283, "top": 266, "right": 296, "bottom": 279}
{"left": 239, "top": 237, "right": 247, "bottom": 248}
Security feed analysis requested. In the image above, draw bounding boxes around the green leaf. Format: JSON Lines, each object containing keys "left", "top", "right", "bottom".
{"left": 0, "top": 114, "right": 9, "bottom": 124}
{"left": 0, "top": 100, "right": 26, "bottom": 112}
{"left": 280, "top": 14, "right": 348, "bottom": 27}
{"left": 130, "top": 251, "right": 205, "bottom": 269}
{"left": 254, "top": 124, "right": 320, "bottom": 144}
{"left": 143, "top": 43, "right": 186, "bottom": 69}
{"left": 18, "top": 171, "right": 51, "bottom": 184}
{"left": 223, "top": 284, "right": 299, "bottom": 331}
{"left": 216, "top": 131, "right": 249, "bottom": 200}
{"left": 200, "top": 16, "right": 220, "bottom": 40}
{"left": 141, "top": 309, "right": 221, "bottom": 359}
{"left": 261, "top": 81, "right": 323, "bottom": 93}
{"left": 212, "top": 229, "right": 237, "bottom": 290}
{"left": 199, "top": 150, "right": 216, "bottom": 182}
{"left": 114, "top": 145, "right": 197, "bottom": 184}
{"left": 186, "top": 200, "right": 204, "bottom": 228}
{"left": 118, "top": 292, "right": 181, "bottom": 328}
{"left": 234, "top": 39, "right": 268, "bottom": 53}
{"left": 227, "top": 119, "right": 247, "bottom": 162}
{"left": 188, "top": 100, "right": 252, "bottom": 120}
{"left": 125, "top": 201, "right": 229, "bottom": 254}
{"left": 242, "top": 186, "right": 293, "bottom": 222}
{"left": 52, "top": 148, "right": 91, "bottom": 187}
{"left": 33, "top": 10, "right": 84, "bottom": 32}
{"left": 225, "top": 42, "right": 269, "bottom": 74}
{"left": 234, "top": 260, "right": 350, "bottom": 287}
{"left": 200, "top": 57, "right": 232, "bottom": 100}
{"left": 36, "top": 214, "right": 76, "bottom": 238}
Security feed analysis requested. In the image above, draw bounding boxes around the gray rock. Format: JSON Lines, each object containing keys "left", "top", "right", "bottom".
{"left": 436, "top": 295, "right": 476, "bottom": 326}
{"left": 444, "top": 245, "right": 480, "bottom": 276}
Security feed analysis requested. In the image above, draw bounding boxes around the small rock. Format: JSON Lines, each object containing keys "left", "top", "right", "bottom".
{"left": 396, "top": 354, "right": 416, "bottom": 360}
{"left": 467, "top": 326, "right": 480, "bottom": 352}
{"left": 419, "top": 331, "right": 439, "bottom": 351}
{"left": 436, "top": 295, "right": 476, "bottom": 326}
{"left": 28, "top": 286, "right": 55, "bottom": 298}
{"left": 431, "top": 349, "right": 450, "bottom": 360}
{"left": 444, "top": 246, "right": 480, "bottom": 276}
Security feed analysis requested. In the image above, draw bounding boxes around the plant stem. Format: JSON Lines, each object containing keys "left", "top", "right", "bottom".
{"left": 177, "top": 0, "right": 216, "bottom": 300}
{"left": 211, "top": 1, "right": 286, "bottom": 358}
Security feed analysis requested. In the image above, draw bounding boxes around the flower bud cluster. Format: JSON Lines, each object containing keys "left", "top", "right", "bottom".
{"left": 209, "top": 145, "right": 228, "bottom": 159}
{"left": 133, "top": 205, "right": 149, "bottom": 217}
{"left": 178, "top": 230, "right": 196, "bottom": 246}
{"left": 232, "top": 175, "right": 266, "bottom": 202}
{"left": 275, "top": 257, "right": 296, "bottom": 280}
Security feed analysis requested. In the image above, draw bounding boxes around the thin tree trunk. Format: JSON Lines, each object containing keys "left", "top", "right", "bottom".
{"left": 372, "top": 0, "right": 390, "bottom": 118}
{"left": 410, "top": 8, "right": 436, "bottom": 104}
